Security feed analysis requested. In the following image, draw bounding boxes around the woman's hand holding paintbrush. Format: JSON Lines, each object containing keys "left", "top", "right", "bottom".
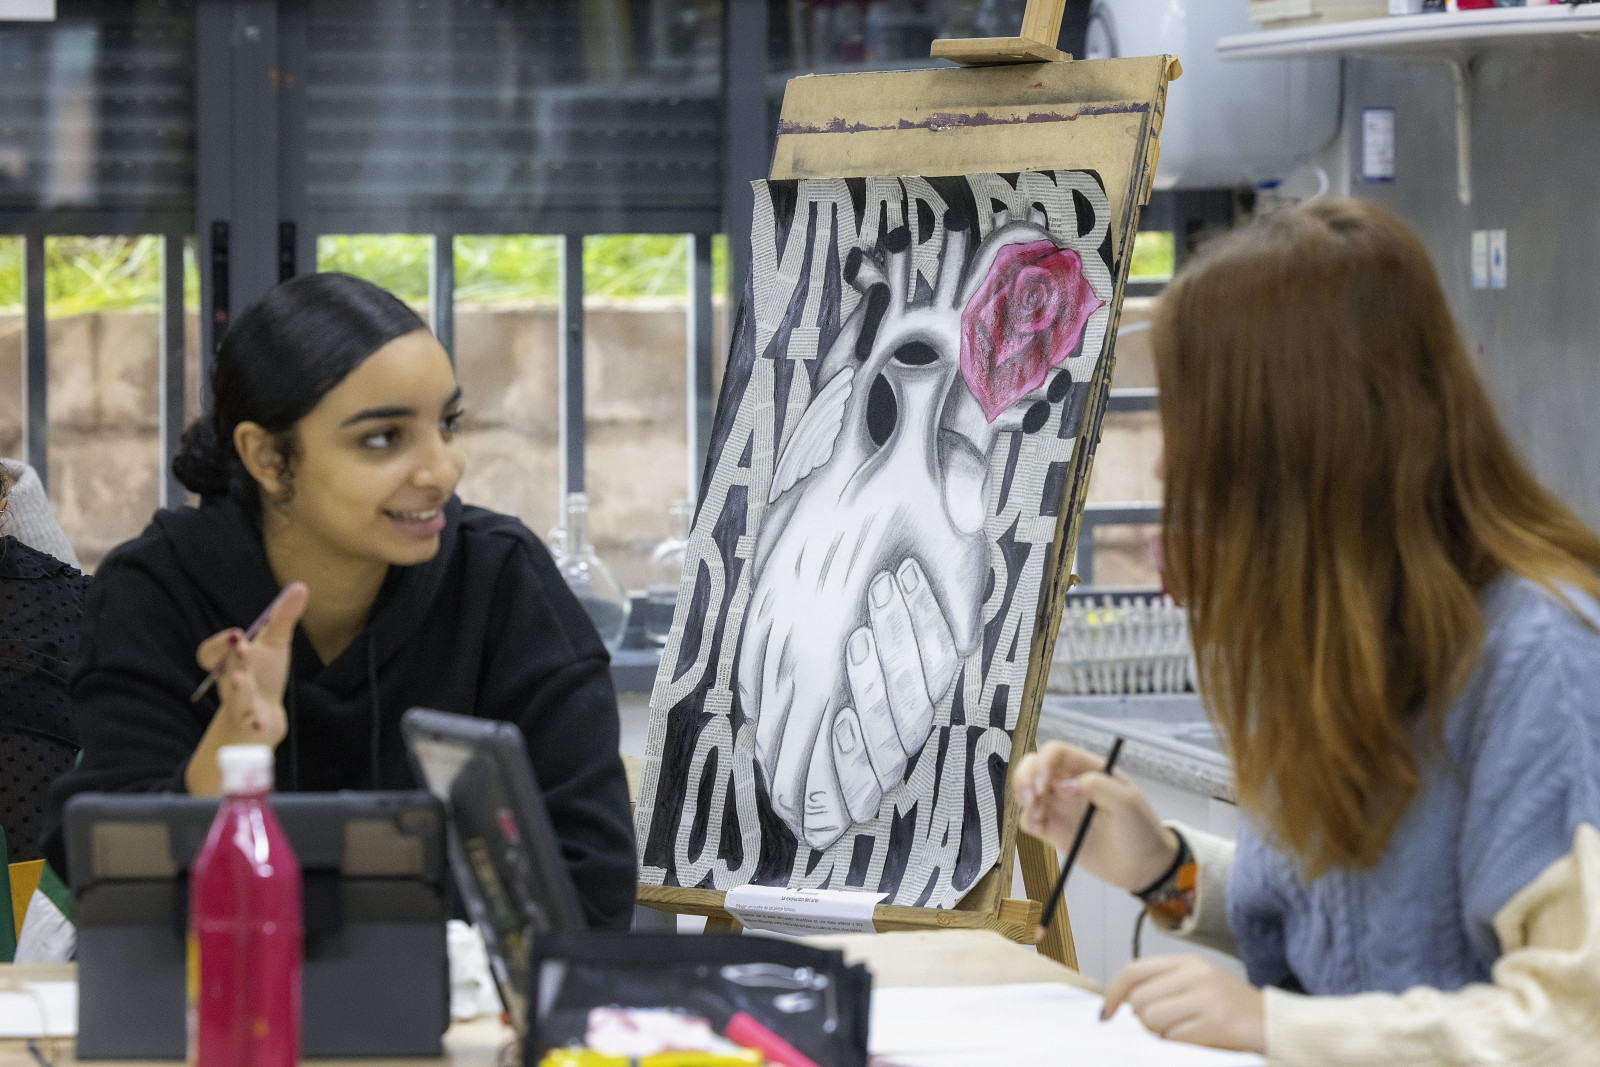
{"left": 1013, "top": 740, "right": 1183, "bottom": 903}
{"left": 183, "top": 582, "right": 309, "bottom": 796}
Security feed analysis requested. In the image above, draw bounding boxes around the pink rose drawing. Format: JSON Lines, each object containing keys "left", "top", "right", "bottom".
{"left": 959, "top": 241, "right": 1105, "bottom": 422}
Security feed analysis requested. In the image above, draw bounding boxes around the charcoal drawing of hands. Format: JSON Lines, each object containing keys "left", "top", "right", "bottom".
{"left": 738, "top": 207, "right": 1106, "bottom": 850}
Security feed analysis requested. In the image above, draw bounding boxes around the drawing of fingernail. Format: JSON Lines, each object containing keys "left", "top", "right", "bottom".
{"left": 897, "top": 558, "right": 920, "bottom": 592}
{"left": 834, "top": 715, "right": 859, "bottom": 753}
{"left": 871, "top": 572, "right": 893, "bottom": 607}
{"left": 849, "top": 628, "right": 872, "bottom": 664}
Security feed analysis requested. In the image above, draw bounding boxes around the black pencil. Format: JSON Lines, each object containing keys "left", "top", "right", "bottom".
{"left": 1036, "top": 736, "right": 1125, "bottom": 939}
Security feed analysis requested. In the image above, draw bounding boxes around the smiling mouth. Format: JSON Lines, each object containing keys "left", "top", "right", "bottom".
{"left": 385, "top": 506, "right": 441, "bottom": 524}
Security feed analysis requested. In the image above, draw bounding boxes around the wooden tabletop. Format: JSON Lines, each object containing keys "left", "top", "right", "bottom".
{"left": 0, "top": 930, "right": 1091, "bottom": 1066}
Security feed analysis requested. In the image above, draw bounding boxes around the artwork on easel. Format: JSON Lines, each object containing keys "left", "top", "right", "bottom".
{"left": 636, "top": 170, "right": 1116, "bottom": 908}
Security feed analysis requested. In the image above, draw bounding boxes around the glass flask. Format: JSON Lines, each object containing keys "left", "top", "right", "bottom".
{"left": 549, "top": 492, "right": 630, "bottom": 652}
{"left": 644, "top": 500, "right": 693, "bottom": 648}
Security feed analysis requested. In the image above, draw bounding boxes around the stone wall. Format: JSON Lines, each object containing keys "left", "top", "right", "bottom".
{"left": 0, "top": 297, "right": 1161, "bottom": 587}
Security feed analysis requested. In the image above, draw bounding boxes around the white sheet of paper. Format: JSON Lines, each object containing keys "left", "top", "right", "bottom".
{"left": 869, "top": 983, "right": 1264, "bottom": 1067}
{"left": 0, "top": 981, "right": 78, "bottom": 1038}
{"left": 723, "top": 885, "right": 886, "bottom": 935}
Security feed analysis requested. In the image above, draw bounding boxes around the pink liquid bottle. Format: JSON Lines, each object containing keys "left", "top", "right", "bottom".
{"left": 187, "top": 744, "right": 302, "bottom": 1067}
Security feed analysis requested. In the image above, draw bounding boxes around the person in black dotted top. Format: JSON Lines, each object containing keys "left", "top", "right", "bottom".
{"left": 40, "top": 273, "right": 636, "bottom": 928}
{"left": 0, "top": 462, "right": 88, "bottom": 864}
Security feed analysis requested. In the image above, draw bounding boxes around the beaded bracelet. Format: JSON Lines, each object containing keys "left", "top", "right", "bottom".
{"left": 1135, "top": 829, "right": 1197, "bottom": 928}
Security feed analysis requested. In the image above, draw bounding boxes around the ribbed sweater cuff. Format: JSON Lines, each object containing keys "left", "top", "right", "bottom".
{"left": 1264, "top": 986, "right": 1390, "bottom": 1066}
{"left": 1163, "top": 820, "right": 1238, "bottom": 957}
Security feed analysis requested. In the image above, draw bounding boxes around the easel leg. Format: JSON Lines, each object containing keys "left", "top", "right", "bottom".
{"left": 1018, "top": 833, "right": 1078, "bottom": 970}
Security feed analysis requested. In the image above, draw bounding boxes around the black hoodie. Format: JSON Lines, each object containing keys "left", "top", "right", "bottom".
{"left": 41, "top": 496, "right": 636, "bottom": 928}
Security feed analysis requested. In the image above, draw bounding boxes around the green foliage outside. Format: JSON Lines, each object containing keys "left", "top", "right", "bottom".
{"left": 0, "top": 233, "right": 730, "bottom": 315}
{"left": 0, "top": 228, "right": 1150, "bottom": 315}
{"left": 1130, "top": 230, "right": 1174, "bottom": 280}
{"left": 315, "top": 233, "right": 730, "bottom": 305}
{"left": 0, "top": 235, "right": 200, "bottom": 316}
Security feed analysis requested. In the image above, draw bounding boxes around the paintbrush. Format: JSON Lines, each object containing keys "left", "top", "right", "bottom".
{"left": 1036, "top": 736, "right": 1125, "bottom": 941}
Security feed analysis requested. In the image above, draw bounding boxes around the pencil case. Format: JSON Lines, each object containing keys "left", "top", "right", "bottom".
{"left": 526, "top": 933, "right": 871, "bottom": 1067}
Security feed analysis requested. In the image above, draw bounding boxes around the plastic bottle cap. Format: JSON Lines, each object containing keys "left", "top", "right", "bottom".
{"left": 217, "top": 744, "right": 274, "bottom": 794}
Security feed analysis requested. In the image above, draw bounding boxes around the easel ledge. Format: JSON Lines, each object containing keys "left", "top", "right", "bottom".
{"left": 638, "top": 885, "right": 1043, "bottom": 945}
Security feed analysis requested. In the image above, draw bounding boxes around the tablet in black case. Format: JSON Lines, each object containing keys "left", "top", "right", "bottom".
{"left": 65, "top": 789, "right": 450, "bottom": 1060}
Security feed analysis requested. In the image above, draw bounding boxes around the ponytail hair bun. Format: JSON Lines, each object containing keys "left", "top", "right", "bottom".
{"left": 170, "top": 417, "right": 234, "bottom": 499}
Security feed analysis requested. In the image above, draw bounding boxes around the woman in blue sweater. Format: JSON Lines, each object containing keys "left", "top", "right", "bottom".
{"left": 1016, "top": 199, "right": 1600, "bottom": 1062}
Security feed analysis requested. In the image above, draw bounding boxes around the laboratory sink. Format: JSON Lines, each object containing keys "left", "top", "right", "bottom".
{"left": 1039, "top": 692, "right": 1224, "bottom": 762}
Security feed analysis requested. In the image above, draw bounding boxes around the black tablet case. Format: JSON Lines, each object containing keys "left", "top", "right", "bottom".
{"left": 65, "top": 790, "right": 449, "bottom": 1060}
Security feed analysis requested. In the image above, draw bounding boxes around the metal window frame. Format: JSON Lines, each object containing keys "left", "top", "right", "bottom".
{"left": 13, "top": 227, "right": 192, "bottom": 502}
{"left": 7, "top": 0, "right": 1206, "bottom": 610}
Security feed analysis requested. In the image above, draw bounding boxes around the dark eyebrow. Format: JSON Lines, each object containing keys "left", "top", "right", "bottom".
{"left": 341, "top": 388, "right": 462, "bottom": 427}
{"left": 341, "top": 405, "right": 414, "bottom": 427}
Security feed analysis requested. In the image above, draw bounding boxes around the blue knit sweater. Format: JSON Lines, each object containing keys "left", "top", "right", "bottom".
{"left": 1228, "top": 575, "right": 1600, "bottom": 995}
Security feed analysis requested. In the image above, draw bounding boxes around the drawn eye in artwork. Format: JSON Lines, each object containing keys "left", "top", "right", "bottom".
{"left": 737, "top": 209, "right": 1107, "bottom": 850}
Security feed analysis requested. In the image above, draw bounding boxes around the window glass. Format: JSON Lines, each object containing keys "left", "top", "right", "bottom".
{"left": 315, "top": 234, "right": 430, "bottom": 305}
{"left": 448, "top": 234, "right": 562, "bottom": 553}
{"left": 1130, "top": 230, "right": 1175, "bottom": 281}
{"left": 584, "top": 234, "right": 694, "bottom": 591}
{"left": 305, "top": 1, "right": 721, "bottom": 236}
{"left": 1087, "top": 523, "right": 1162, "bottom": 589}
{"left": 1089, "top": 293, "right": 1162, "bottom": 589}
{"left": 769, "top": 0, "right": 1029, "bottom": 72}
{"left": 0, "top": 1, "right": 194, "bottom": 222}
{"left": 38, "top": 236, "right": 164, "bottom": 570}
{"left": 0, "top": 236, "right": 20, "bottom": 461}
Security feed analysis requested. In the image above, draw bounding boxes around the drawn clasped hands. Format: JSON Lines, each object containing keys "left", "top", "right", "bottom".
{"left": 740, "top": 209, "right": 1096, "bottom": 850}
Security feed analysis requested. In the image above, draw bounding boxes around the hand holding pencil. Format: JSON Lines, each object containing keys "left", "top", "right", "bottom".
{"left": 1013, "top": 739, "right": 1183, "bottom": 898}
{"left": 183, "top": 582, "right": 309, "bottom": 796}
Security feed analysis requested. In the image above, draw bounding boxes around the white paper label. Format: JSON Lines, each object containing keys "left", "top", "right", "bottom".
{"left": 723, "top": 885, "right": 886, "bottom": 936}
{"left": 1361, "top": 108, "right": 1396, "bottom": 182}
{"left": 1471, "top": 230, "right": 1489, "bottom": 290}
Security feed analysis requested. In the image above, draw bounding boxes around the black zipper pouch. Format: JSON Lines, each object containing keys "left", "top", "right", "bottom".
{"left": 526, "top": 932, "right": 871, "bottom": 1067}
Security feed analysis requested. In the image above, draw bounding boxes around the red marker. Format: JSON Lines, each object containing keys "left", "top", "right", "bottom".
{"left": 724, "top": 1011, "right": 822, "bottom": 1067}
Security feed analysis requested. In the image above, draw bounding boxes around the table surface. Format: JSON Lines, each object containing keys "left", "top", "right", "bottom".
{"left": 0, "top": 930, "right": 1093, "bottom": 1066}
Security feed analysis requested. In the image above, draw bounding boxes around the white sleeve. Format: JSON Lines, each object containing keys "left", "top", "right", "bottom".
{"left": 1264, "top": 823, "right": 1600, "bottom": 1066}
{"left": 1156, "top": 821, "right": 1239, "bottom": 958}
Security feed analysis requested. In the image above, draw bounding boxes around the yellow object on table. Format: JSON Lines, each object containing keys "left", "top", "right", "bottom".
{"left": 9, "top": 862, "right": 44, "bottom": 942}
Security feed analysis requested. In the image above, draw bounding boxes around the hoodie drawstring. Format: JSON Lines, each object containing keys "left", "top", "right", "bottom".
{"left": 366, "top": 636, "right": 381, "bottom": 789}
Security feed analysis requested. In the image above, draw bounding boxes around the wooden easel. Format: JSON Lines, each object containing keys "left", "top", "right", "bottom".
{"left": 637, "top": 0, "right": 1179, "bottom": 970}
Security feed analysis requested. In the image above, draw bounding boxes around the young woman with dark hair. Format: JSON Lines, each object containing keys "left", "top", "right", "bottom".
{"left": 1016, "top": 200, "right": 1600, "bottom": 1061}
{"left": 42, "top": 272, "right": 636, "bottom": 928}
